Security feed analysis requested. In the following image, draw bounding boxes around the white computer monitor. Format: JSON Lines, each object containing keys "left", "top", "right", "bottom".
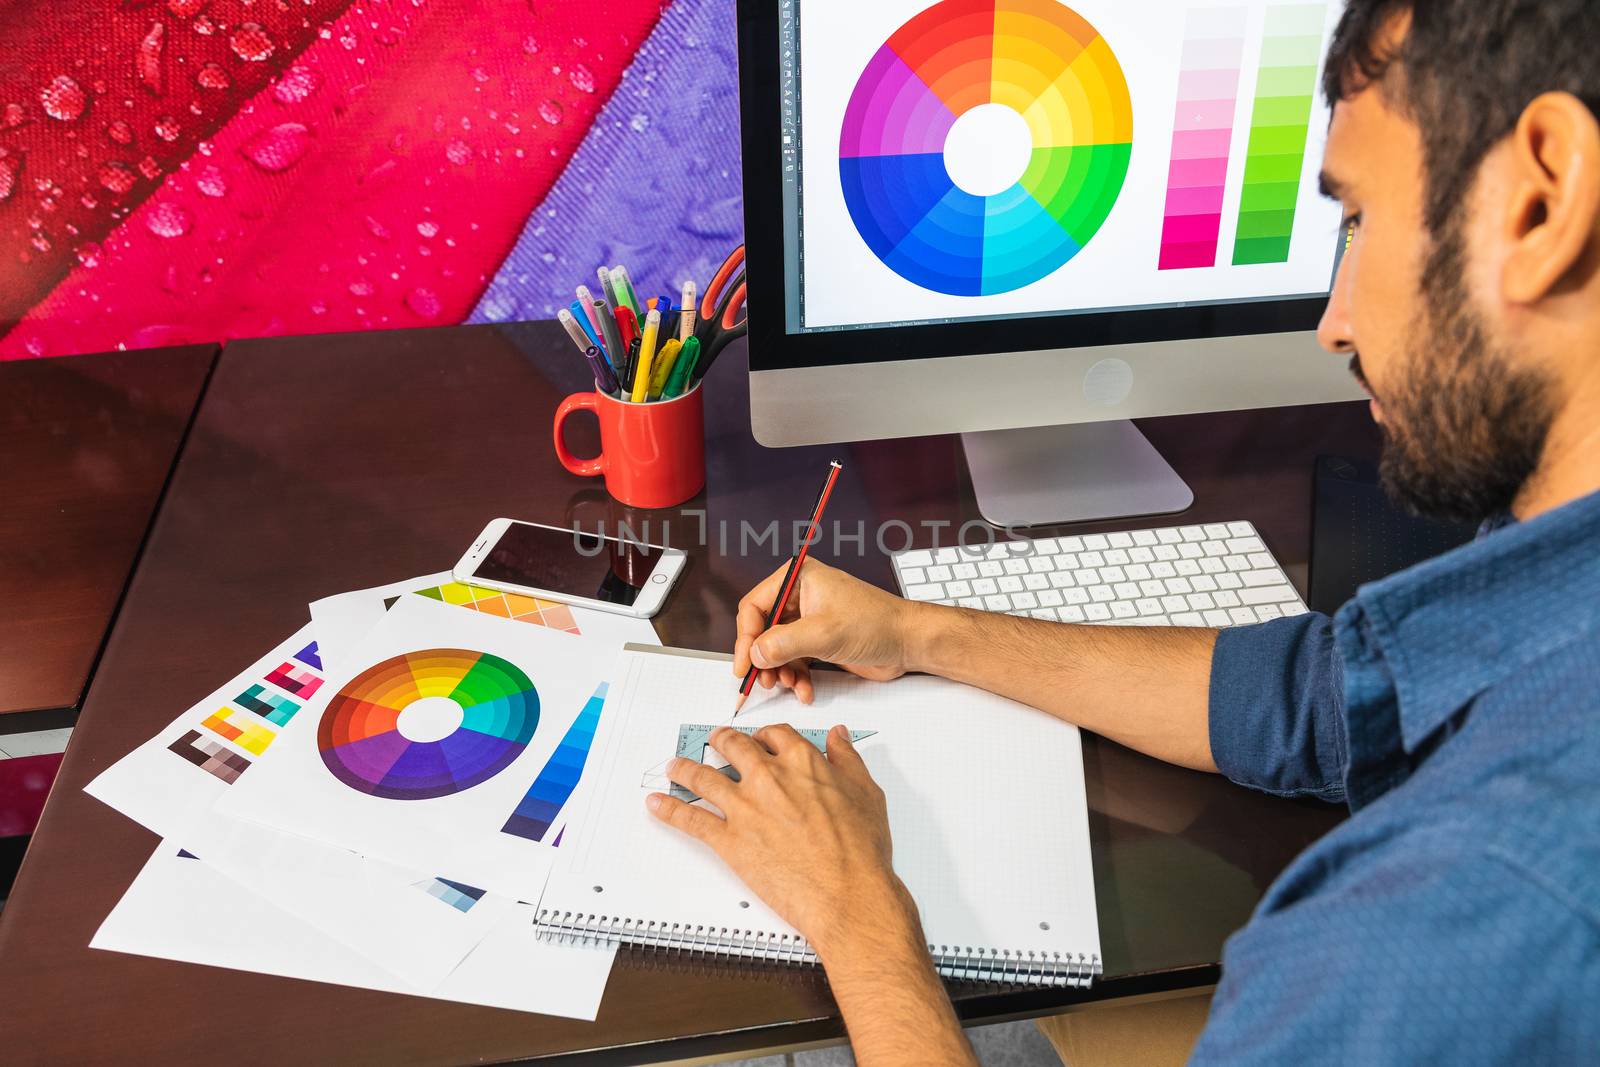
{"left": 738, "top": 0, "right": 1364, "bottom": 526}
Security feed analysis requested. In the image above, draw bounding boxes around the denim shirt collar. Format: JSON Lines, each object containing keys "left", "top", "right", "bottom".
{"left": 1331, "top": 487, "right": 1600, "bottom": 809}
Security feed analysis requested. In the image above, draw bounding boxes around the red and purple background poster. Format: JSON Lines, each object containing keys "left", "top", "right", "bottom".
{"left": 0, "top": 0, "right": 742, "bottom": 360}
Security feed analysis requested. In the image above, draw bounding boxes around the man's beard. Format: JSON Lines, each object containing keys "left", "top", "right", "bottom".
{"left": 1366, "top": 222, "right": 1556, "bottom": 523}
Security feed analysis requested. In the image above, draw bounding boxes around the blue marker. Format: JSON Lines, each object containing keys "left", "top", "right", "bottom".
{"left": 568, "top": 299, "right": 604, "bottom": 355}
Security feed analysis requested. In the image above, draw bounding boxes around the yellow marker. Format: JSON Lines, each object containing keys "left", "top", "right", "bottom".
{"left": 679, "top": 280, "right": 697, "bottom": 341}
{"left": 648, "top": 338, "right": 682, "bottom": 399}
{"left": 632, "top": 308, "right": 661, "bottom": 403}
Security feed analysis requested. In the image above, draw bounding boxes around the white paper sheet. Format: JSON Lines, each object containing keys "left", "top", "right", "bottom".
{"left": 93, "top": 843, "right": 618, "bottom": 1020}
{"left": 217, "top": 596, "right": 618, "bottom": 899}
{"left": 84, "top": 623, "right": 328, "bottom": 843}
{"left": 546, "top": 647, "right": 1102, "bottom": 970}
{"left": 310, "top": 571, "right": 659, "bottom": 678}
{"left": 184, "top": 817, "right": 514, "bottom": 991}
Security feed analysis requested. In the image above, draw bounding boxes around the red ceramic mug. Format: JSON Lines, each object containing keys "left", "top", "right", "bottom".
{"left": 552, "top": 382, "right": 706, "bottom": 509}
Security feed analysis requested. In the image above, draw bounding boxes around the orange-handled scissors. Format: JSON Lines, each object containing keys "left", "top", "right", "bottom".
{"left": 692, "top": 244, "right": 747, "bottom": 378}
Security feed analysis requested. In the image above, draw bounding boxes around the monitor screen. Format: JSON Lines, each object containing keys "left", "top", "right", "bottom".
{"left": 776, "top": 0, "right": 1348, "bottom": 336}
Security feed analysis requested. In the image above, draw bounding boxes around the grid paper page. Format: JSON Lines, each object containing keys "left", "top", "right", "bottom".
{"left": 545, "top": 647, "right": 1100, "bottom": 968}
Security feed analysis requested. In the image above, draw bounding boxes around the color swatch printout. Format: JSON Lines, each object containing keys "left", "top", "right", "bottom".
{"left": 406, "top": 582, "right": 581, "bottom": 635}
{"left": 1157, "top": 8, "right": 1248, "bottom": 269}
{"left": 501, "top": 682, "right": 608, "bottom": 843}
{"left": 839, "top": 0, "right": 1133, "bottom": 296}
{"left": 1233, "top": 3, "right": 1326, "bottom": 264}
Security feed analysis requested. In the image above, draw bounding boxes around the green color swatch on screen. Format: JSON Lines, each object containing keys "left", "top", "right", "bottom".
{"left": 1232, "top": 4, "right": 1327, "bottom": 266}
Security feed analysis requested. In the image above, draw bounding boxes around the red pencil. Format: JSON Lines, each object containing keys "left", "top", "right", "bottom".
{"left": 734, "top": 459, "right": 843, "bottom": 715}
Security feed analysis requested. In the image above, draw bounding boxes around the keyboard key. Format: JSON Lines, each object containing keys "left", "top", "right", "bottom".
{"left": 1085, "top": 603, "right": 1113, "bottom": 621}
{"left": 1203, "top": 523, "right": 1232, "bottom": 539}
{"left": 1281, "top": 602, "right": 1309, "bottom": 616}
{"left": 1202, "top": 542, "right": 1228, "bottom": 557}
{"left": 1239, "top": 585, "right": 1298, "bottom": 605}
{"left": 1162, "top": 595, "right": 1188, "bottom": 613}
{"left": 1082, "top": 534, "right": 1109, "bottom": 551}
{"left": 1200, "top": 557, "right": 1226, "bottom": 574}
{"left": 1089, "top": 585, "right": 1116, "bottom": 602}
{"left": 1225, "top": 556, "right": 1251, "bottom": 571}
{"left": 973, "top": 577, "right": 999, "bottom": 596}
{"left": 1180, "top": 526, "right": 1207, "bottom": 542}
{"left": 926, "top": 565, "right": 952, "bottom": 582}
{"left": 1156, "top": 528, "right": 1182, "bottom": 544}
{"left": 1057, "top": 606, "right": 1087, "bottom": 623}
{"left": 1129, "top": 546, "right": 1155, "bottom": 563}
{"left": 1079, "top": 550, "right": 1105, "bottom": 568}
{"left": 1165, "top": 576, "right": 1193, "bottom": 595}
{"left": 1111, "top": 601, "right": 1137, "bottom": 619}
{"left": 1228, "top": 537, "right": 1266, "bottom": 555}
{"left": 898, "top": 549, "right": 933, "bottom": 568}
{"left": 1151, "top": 561, "right": 1177, "bottom": 578}
{"left": 1059, "top": 536, "right": 1085, "bottom": 553}
{"left": 958, "top": 597, "right": 984, "bottom": 610}
{"left": 1048, "top": 571, "right": 1076, "bottom": 589}
{"left": 1126, "top": 563, "right": 1152, "bottom": 580}
{"left": 1178, "top": 543, "right": 1203, "bottom": 559}
{"left": 945, "top": 580, "right": 972, "bottom": 598}
{"left": 1249, "top": 552, "right": 1277, "bottom": 570}
{"left": 1028, "top": 556, "right": 1056, "bottom": 573}
{"left": 1013, "top": 591, "right": 1039, "bottom": 610}
{"left": 931, "top": 547, "right": 961, "bottom": 565}
{"left": 1104, "top": 548, "right": 1130, "bottom": 565}
{"left": 1216, "top": 573, "right": 1243, "bottom": 590}
{"left": 1204, "top": 609, "right": 1232, "bottom": 627}
{"left": 1133, "top": 530, "right": 1158, "bottom": 546}
{"left": 985, "top": 595, "right": 1011, "bottom": 612}
{"left": 979, "top": 560, "right": 1004, "bottom": 577}
{"left": 984, "top": 543, "right": 1017, "bottom": 561}
{"left": 1187, "top": 592, "right": 1216, "bottom": 610}
{"left": 1175, "top": 559, "right": 1202, "bottom": 576}
{"left": 1172, "top": 612, "right": 1204, "bottom": 626}
{"left": 1255, "top": 603, "right": 1283, "bottom": 620}
{"left": 1140, "top": 579, "right": 1166, "bottom": 597}
{"left": 1154, "top": 545, "right": 1180, "bottom": 561}
{"left": 1023, "top": 573, "right": 1049, "bottom": 591}
{"left": 1004, "top": 558, "right": 1030, "bottom": 575}
{"left": 1242, "top": 570, "right": 1283, "bottom": 587}
{"left": 1228, "top": 521, "right": 1254, "bottom": 537}
{"left": 998, "top": 575, "right": 1025, "bottom": 593}
{"left": 1230, "top": 607, "right": 1258, "bottom": 625}
{"left": 1074, "top": 567, "right": 1101, "bottom": 586}
{"left": 1039, "top": 589, "right": 1065, "bottom": 607}
{"left": 1137, "top": 598, "right": 1163, "bottom": 616}
{"left": 1189, "top": 574, "right": 1217, "bottom": 592}
{"left": 952, "top": 562, "right": 977, "bottom": 580}
{"left": 1029, "top": 608, "right": 1056, "bottom": 621}
{"left": 1029, "top": 537, "right": 1062, "bottom": 554}
{"left": 1115, "top": 582, "right": 1140, "bottom": 600}
{"left": 900, "top": 567, "right": 925, "bottom": 586}
{"left": 905, "top": 584, "right": 944, "bottom": 601}
{"left": 1214, "top": 590, "right": 1241, "bottom": 607}
{"left": 1054, "top": 552, "right": 1080, "bottom": 571}
{"left": 1101, "top": 565, "right": 1126, "bottom": 583}
{"left": 1064, "top": 588, "right": 1091, "bottom": 605}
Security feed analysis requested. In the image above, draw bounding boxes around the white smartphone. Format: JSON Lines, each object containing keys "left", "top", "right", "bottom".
{"left": 453, "top": 518, "right": 687, "bottom": 619}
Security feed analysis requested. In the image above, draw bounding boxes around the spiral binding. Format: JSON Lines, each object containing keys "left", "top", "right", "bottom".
{"left": 534, "top": 911, "right": 1101, "bottom": 989}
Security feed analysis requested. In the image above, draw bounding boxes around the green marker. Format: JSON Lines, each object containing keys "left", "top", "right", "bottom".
{"left": 610, "top": 266, "right": 643, "bottom": 319}
{"left": 662, "top": 335, "right": 701, "bottom": 398}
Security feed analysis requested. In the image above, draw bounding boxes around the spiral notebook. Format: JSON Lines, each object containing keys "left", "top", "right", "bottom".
{"left": 536, "top": 645, "right": 1101, "bottom": 988}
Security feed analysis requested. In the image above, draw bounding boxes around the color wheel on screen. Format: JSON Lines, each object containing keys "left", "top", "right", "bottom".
{"left": 318, "top": 649, "right": 540, "bottom": 801}
{"left": 840, "top": 0, "right": 1133, "bottom": 296}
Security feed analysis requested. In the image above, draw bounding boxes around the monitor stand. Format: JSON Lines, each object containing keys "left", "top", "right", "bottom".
{"left": 962, "top": 420, "right": 1195, "bottom": 529}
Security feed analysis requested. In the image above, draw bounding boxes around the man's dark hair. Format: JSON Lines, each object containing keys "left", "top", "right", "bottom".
{"left": 1323, "top": 0, "right": 1600, "bottom": 235}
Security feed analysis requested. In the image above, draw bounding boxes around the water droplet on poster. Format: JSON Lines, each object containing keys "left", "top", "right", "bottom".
{"left": 144, "top": 201, "right": 192, "bottom": 237}
{"left": 98, "top": 161, "right": 137, "bottom": 193}
{"left": 273, "top": 66, "right": 319, "bottom": 104}
{"left": 195, "top": 164, "right": 226, "bottom": 197}
{"left": 153, "top": 114, "right": 180, "bottom": 141}
{"left": 195, "top": 62, "right": 231, "bottom": 90}
{"left": 240, "top": 122, "right": 311, "bottom": 171}
{"left": 538, "top": 99, "right": 563, "bottom": 125}
{"left": 416, "top": 219, "right": 439, "bottom": 237}
{"left": 230, "top": 23, "right": 275, "bottom": 62}
{"left": 137, "top": 23, "right": 165, "bottom": 94}
{"left": 405, "top": 287, "right": 441, "bottom": 318}
{"left": 569, "top": 63, "right": 595, "bottom": 93}
{"left": 445, "top": 139, "right": 471, "bottom": 165}
{"left": 40, "top": 76, "right": 87, "bottom": 121}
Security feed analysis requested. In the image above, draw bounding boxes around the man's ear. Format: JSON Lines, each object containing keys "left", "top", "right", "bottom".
{"left": 1501, "top": 91, "right": 1600, "bottom": 305}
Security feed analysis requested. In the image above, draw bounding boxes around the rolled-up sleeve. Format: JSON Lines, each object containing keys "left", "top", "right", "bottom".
{"left": 1207, "top": 613, "right": 1348, "bottom": 803}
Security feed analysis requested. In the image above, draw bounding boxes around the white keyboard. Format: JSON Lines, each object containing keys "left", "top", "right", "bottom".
{"left": 889, "top": 520, "right": 1308, "bottom": 628}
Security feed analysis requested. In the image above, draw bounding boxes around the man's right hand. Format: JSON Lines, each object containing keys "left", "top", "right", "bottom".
{"left": 733, "top": 558, "right": 929, "bottom": 703}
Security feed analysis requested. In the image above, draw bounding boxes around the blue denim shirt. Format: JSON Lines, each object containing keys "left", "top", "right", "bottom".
{"left": 1189, "top": 489, "right": 1600, "bottom": 1063}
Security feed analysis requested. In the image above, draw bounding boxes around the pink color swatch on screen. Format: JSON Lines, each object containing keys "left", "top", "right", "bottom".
{"left": 1157, "top": 9, "right": 1248, "bottom": 271}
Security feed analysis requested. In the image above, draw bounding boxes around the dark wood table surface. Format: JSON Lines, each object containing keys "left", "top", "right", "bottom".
{"left": 0, "top": 322, "right": 1378, "bottom": 1065}
{"left": 0, "top": 345, "right": 216, "bottom": 724}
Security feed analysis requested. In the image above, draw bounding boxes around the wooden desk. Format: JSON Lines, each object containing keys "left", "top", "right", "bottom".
{"left": 0, "top": 323, "right": 1377, "bottom": 1065}
{"left": 0, "top": 346, "right": 216, "bottom": 723}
